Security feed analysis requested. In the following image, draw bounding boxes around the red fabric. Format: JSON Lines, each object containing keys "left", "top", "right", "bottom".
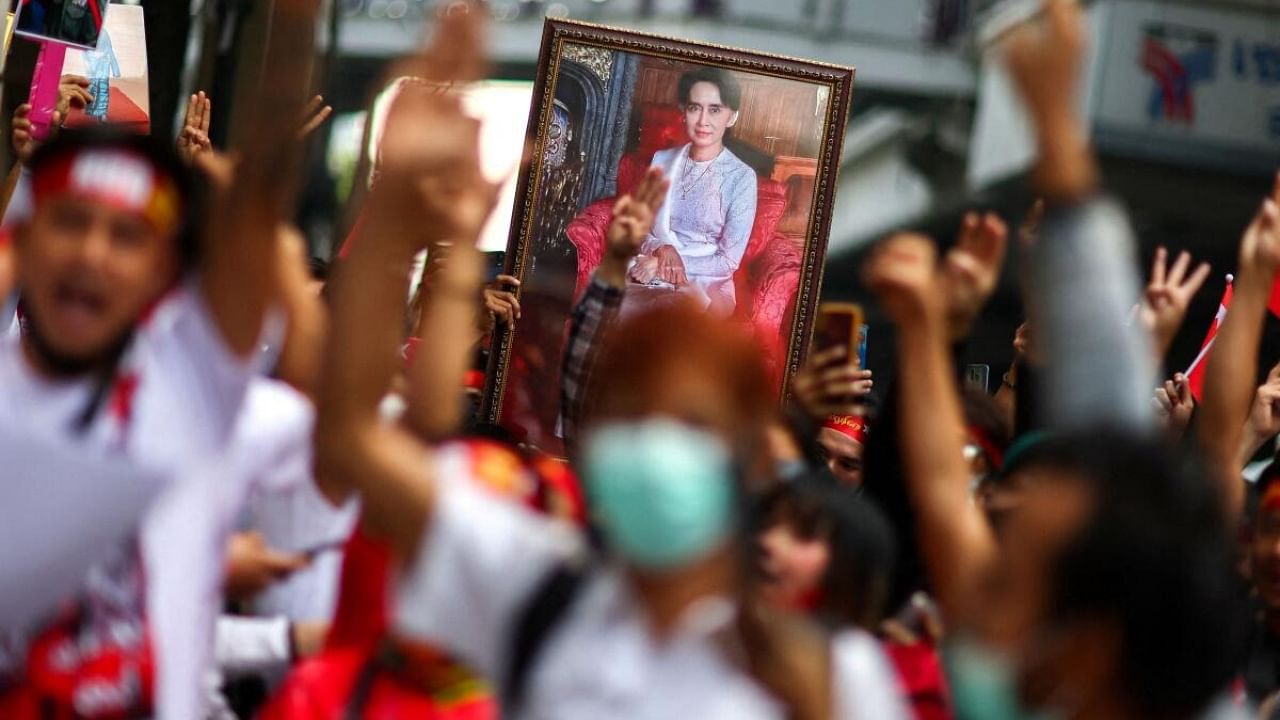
{"left": 824, "top": 415, "right": 867, "bottom": 445}
{"left": 1186, "top": 280, "right": 1233, "bottom": 402}
{"left": 0, "top": 615, "right": 156, "bottom": 720}
{"left": 563, "top": 102, "right": 802, "bottom": 390}
{"left": 337, "top": 209, "right": 367, "bottom": 260}
{"left": 262, "top": 528, "right": 498, "bottom": 720}
{"left": 260, "top": 646, "right": 495, "bottom": 720}
{"left": 883, "top": 641, "right": 954, "bottom": 720}
{"left": 63, "top": 87, "right": 149, "bottom": 135}
{"left": 324, "top": 528, "right": 392, "bottom": 653}
{"left": 1267, "top": 272, "right": 1280, "bottom": 319}
{"left": 263, "top": 450, "right": 584, "bottom": 719}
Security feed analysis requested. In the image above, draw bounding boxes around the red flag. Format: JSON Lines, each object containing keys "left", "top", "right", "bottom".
{"left": 1268, "top": 272, "right": 1280, "bottom": 318}
{"left": 1186, "top": 278, "right": 1234, "bottom": 402}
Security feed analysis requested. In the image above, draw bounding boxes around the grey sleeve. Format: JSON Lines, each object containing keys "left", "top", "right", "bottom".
{"left": 1028, "top": 197, "right": 1155, "bottom": 431}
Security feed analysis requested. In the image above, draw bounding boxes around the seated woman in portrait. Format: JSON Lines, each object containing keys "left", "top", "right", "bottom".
{"left": 629, "top": 67, "right": 758, "bottom": 317}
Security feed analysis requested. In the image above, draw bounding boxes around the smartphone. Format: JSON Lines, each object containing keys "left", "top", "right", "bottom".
{"left": 856, "top": 324, "right": 869, "bottom": 370}
{"left": 965, "top": 364, "right": 992, "bottom": 394}
{"left": 813, "top": 303, "right": 864, "bottom": 368}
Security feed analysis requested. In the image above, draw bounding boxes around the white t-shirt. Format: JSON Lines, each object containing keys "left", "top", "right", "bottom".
{"left": 234, "top": 378, "right": 358, "bottom": 623}
{"left": 395, "top": 446, "right": 912, "bottom": 720}
{"left": 0, "top": 283, "right": 257, "bottom": 719}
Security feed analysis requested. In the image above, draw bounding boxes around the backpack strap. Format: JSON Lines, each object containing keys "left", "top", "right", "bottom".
{"left": 342, "top": 644, "right": 389, "bottom": 720}
{"left": 500, "top": 560, "right": 591, "bottom": 714}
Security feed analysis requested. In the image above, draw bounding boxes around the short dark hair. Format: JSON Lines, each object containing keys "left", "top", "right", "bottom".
{"left": 756, "top": 474, "right": 896, "bottom": 631}
{"left": 1254, "top": 460, "right": 1280, "bottom": 518}
{"left": 677, "top": 67, "right": 743, "bottom": 111}
{"left": 29, "top": 126, "right": 198, "bottom": 271}
{"left": 1017, "top": 430, "right": 1248, "bottom": 719}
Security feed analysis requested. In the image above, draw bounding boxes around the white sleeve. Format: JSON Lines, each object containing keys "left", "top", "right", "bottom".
{"left": 214, "top": 615, "right": 293, "bottom": 677}
{"left": 394, "top": 446, "right": 585, "bottom": 681}
{"left": 832, "top": 630, "right": 913, "bottom": 720}
{"left": 132, "top": 285, "right": 263, "bottom": 466}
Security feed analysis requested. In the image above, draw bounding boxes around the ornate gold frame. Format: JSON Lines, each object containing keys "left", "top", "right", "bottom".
{"left": 482, "top": 17, "right": 856, "bottom": 429}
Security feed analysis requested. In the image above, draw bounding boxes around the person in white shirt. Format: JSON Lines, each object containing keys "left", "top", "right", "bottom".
{"left": 0, "top": 9, "right": 317, "bottom": 710}
{"left": 314, "top": 12, "right": 909, "bottom": 718}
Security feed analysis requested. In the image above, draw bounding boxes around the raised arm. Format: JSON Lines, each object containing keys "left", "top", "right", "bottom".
{"left": 200, "top": 0, "right": 317, "bottom": 358}
{"left": 865, "top": 233, "right": 998, "bottom": 624}
{"left": 1007, "top": 0, "right": 1154, "bottom": 431}
{"left": 1235, "top": 362, "right": 1280, "bottom": 470}
{"left": 314, "top": 3, "right": 492, "bottom": 556}
{"left": 1197, "top": 179, "right": 1280, "bottom": 519}
{"left": 1137, "top": 247, "right": 1211, "bottom": 363}
{"left": 273, "top": 225, "right": 329, "bottom": 399}
{"left": 560, "top": 168, "right": 668, "bottom": 451}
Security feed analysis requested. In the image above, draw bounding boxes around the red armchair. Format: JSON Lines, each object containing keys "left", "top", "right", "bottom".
{"left": 565, "top": 104, "right": 804, "bottom": 389}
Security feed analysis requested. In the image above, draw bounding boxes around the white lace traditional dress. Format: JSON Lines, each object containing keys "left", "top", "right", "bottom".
{"left": 641, "top": 144, "right": 758, "bottom": 316}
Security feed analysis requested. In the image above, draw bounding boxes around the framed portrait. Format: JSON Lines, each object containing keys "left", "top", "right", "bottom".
{"left": 15, "top": 0, "right": 111, "bottom": 51}
{"left": 482, "top": 18, "right": 855, "bottom": 455}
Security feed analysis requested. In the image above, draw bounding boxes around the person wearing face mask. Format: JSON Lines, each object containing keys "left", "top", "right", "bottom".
{"left": 628, "top": 67, "right": 758, "bottom": 316}
{"left": 314, "top": 14, "right": 909, "bottom": 715}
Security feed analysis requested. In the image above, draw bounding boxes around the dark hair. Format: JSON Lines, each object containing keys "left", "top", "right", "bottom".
{"left": 677, "top": 67, "right": 743, "bottom": 111}
{"left": 1253, "top": 460, "right": 1280, "bottom": 518}
{"left": 756, "top": 475, "right": 896, "bottom": 631}
{"left": 307, "top": 256, "right": 330, "bottom": 282}
{"left": 1015, "top": 430, "right": 1247, "bottom": 720}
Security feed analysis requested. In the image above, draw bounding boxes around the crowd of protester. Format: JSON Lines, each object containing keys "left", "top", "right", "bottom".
{"left": 5, "top": 0, "right": 1280, "bottom": 717}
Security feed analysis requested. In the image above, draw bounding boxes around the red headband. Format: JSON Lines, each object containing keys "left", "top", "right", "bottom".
{"left": 968, "top": 424, "right": 1005, "bottom": 471}
{"left": 823, "top": 415, "right": 868, "bottom": 444}
{"left": 32, "top": 150, "right": 181, "bottom": 236}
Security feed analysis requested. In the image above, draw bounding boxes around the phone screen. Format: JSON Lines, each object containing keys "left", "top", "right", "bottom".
{"left": 965, "top": 364, "right": 992, "bottom": 394}
{"left": 813, "top": 303, "right": 863, "bottom": 368}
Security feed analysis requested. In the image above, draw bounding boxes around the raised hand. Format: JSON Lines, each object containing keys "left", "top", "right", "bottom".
{"left": 1198, "top": 175, "right": 1280, "bottom": 520}
{"left": 1138, "top": 247, "right": 1211, "bottom": 359}
{"left": 942, "top": 211, "right": 1008, "bottom": 339}
{"left": 56, "top": 75, "right": 92, "bottom": 118}
{"left": 176, "top": 91, "right": 213, "bottom": 166}
{"left": 1004, "top": 0, "right": 1097, "bottom": 199}
{"left": 297, "top": 94, "right": 334, "bottom": 141}
{"left": 607, "top": 169, "right": 667, "bottom": 259}
{"left": 1245, "top": 363, "right": 1280, "bottom": 450}
{"left": 1153, "top": 373, "right": 1194, "bottom": 439}
{"left": 484, "top": 274, "right": 522, "bottom": 325}
{"left": 603, "top": 168, "right": 669, "bottom": 286}
{"left": 865, "top": 233, "right": 944, "bottom": 328}
{"left": 1238, "top": 174, "right": 1280, "bottom": 289}
{"left": 791, "top": 345, "right": 873, "bottom": 420}
{"left": 10, "top": 104, "right": 58, "bottom": 162}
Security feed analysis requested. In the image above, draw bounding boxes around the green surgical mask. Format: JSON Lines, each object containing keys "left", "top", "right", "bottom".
{"left": 946, "top": 637, "right": 1064, "bottom": 720}
{"left": 583, "top": 419, "right": 735, "bottom": 571}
